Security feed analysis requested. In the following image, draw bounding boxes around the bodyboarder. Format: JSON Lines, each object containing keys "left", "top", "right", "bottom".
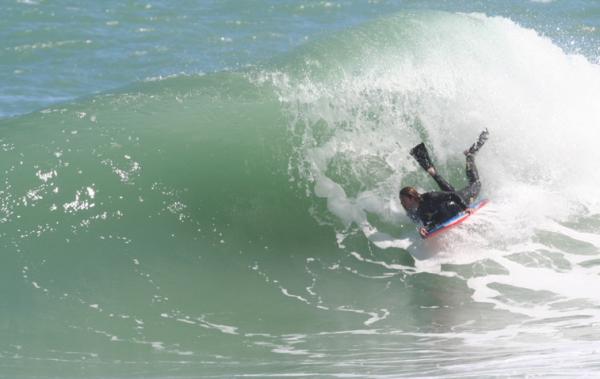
{"left": 399, "top": 129, "right": 489, "bottom": 237}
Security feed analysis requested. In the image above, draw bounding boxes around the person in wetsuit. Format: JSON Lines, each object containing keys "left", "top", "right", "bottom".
{"left": 399, "top": 129, "right": 488, "bottom": 237}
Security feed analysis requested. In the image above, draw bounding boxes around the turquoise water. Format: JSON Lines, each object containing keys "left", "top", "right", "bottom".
{"left": 2, "top": 1, "right": 600, "bottom": 378}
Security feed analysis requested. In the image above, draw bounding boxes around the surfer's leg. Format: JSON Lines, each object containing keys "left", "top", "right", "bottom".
{"left": 431, "top": 173, "right": 455, "bottom": 192}
{"left": 457, "top": 154, "right": 481, "bottom": 204}
{"left": 457, "top": 129, "right": 488, "bottom": 204}
{"left": 411, "top": 142, "right": 456, "bottom": 191}
{"left": 465, "top": 128, "right": 489, "bottom": 155}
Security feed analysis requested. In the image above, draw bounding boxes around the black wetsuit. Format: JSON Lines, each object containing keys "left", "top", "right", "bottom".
{"left": 409, "top": 154, "right": 481, "bottom": 228}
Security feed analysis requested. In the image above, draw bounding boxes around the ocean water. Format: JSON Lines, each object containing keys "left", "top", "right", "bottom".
{"left": 2, "top": 1, "right": 600, "bottom": 378}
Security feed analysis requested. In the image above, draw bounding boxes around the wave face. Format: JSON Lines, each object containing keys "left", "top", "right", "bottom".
{"left": 2, "top": 11, "right": 600, "bottom": 378}
{"left": 271, "top": 11, "right": 600, "bottom": 255}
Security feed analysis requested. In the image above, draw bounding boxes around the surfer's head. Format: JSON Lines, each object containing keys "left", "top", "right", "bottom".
{"left": 399, "top": 187, "right": 421, "bottom": 211}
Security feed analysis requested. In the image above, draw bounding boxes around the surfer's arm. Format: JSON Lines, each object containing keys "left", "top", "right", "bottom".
{"left": 407, "top": 209, "right": 421, "bottom": 224}
{"left": 407, "top": 211, "right": 429, "bottom": 236}
{"left": 427, "top": 167, "right": 456, "bottom": 192}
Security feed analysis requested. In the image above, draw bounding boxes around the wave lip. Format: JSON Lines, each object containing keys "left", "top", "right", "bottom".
{"left": 265, "top": 11, "right": 600, "bottom": 253}
{"left": 1, "top": 10, "right": 600, "bottom": 378}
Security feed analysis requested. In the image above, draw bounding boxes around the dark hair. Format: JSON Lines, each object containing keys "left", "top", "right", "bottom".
{"left": 399, "top": 186, "right": 420, "bottom": 200}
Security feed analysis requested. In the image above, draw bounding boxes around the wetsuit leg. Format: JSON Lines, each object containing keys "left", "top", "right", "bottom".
{"left": 457, "top": 154, "right": 481, "bottom": 204}
{"left": 431, "top": 173, "right": 455, "bottom": 192}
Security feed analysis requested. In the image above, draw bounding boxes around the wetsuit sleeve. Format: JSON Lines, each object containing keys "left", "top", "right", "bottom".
{"left": 431, "top": 173, "right": 455, "bottom": 192}
{"left": 407, "top": 209, "right": 421, "bottom": 224}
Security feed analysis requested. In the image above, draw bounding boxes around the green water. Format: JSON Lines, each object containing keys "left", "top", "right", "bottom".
{"left": 3, "top": 6, "right": 600, "bottom": 379}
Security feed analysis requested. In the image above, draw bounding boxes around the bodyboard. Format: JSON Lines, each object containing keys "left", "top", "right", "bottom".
{"left": 423, "top": 199, "right": 489, "bottom": 239}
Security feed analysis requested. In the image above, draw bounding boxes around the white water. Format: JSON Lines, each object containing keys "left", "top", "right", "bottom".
{"left": 270, "top": 12, "right": 600, "bottom": 243}
{"left": 267, "top": 12, "right": 600, "bottom": 363}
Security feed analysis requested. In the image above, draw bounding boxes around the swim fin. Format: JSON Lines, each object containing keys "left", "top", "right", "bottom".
{"left": 410, "top": 142, "right": 434, "bottom": 171}
{"left": 465, "top": 128, "right": 489, "bottom": 155}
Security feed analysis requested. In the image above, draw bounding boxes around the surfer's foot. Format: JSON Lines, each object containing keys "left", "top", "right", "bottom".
{"left": 464, "top": 128, "right": 489, "bottom": 156}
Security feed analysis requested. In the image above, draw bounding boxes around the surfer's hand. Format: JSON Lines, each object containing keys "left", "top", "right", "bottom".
{"left": 426, "top": 167, "right": 436, "bottom": 176}
{"left": 465, "top": 208, "right": 475, "bottom": 215}
{"left": 419, "top": 227, "right": 429, "bottom": 238}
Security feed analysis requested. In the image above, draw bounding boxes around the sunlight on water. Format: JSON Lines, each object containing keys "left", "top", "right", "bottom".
{"left": 2, "top": 3, "right": 600, "bottom": 378}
